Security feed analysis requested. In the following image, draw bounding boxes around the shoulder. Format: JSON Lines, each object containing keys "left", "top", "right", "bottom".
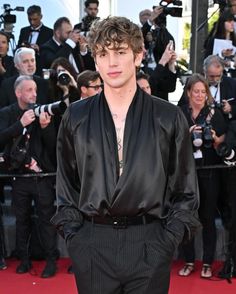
{"left": 41, "top": 25, "right": 53, "bottom": 33}
{"left": 19, "top": 26, "right": 30, "bottom": 33}
{"left": 1, "top": 75, "right": 17, "bottom": 87}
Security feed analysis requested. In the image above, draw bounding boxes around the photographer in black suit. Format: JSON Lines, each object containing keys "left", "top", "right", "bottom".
{"left": 0, "top": 47, "right": 51, "bottom": 108}
{"left": 0, "top": 75, "right": 58, "bottom": 278}
{"left": 74, "top": 0, "right": 100, "bottom": 35}
{"left": 40, "top": 17, "right": 95, "bottom": 73}
{"left": 17, "top": 5, "right": 53, "bottom": 76}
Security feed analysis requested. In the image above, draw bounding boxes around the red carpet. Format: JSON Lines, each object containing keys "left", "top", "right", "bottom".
{"left": 0, "top": 259, "right": 236, "bottom": 293}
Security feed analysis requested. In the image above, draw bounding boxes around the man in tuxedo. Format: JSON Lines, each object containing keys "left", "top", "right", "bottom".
{"left": 17, "top": 5, "right": 53, "bottom": 75}
{"left": 40, "top": 17, "right": 95, "bottom": 74}
{"left": 0, "top": 47, "right": 50, "bottom": 108}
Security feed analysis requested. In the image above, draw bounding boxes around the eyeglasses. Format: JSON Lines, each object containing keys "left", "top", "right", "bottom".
{"left": 86, "top": 84, "right": 103, "bottom": 90}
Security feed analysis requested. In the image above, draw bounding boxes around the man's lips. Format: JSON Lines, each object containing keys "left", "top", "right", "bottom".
{"left": 107, "top": 71, "right": 121, "bottom": 77}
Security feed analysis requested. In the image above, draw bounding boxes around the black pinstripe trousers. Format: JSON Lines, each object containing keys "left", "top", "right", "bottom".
{"left": 67, "top": 219, "right": 177, "bottom": 294}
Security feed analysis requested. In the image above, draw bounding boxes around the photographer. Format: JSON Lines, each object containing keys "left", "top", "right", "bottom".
{"left": 40, "top": 17, "right": 95, "bottom": 74}
{"left": 141, "top": 6, "right": 177, "bottom": 100}
{"left": 179, "top": 74, "right": 226, "bottom": 278}
{"left": 0, "top": 75, "right": 58, "bottom": 278}
{"left": 74, "top": 0, "right": 99, "bottom": 36}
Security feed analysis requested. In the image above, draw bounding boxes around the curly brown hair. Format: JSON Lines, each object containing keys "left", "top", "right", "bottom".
{"left": 87, "top": 16, "right": 144, "bottom": 57}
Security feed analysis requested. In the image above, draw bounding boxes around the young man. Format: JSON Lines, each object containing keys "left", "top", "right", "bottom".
{"left": 52, "top": 16, "right": 200, "bottom": 294}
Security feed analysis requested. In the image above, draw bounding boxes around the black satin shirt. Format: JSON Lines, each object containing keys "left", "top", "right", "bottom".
{"left": 53, "top": 88, "right": 200, "bottom": 238}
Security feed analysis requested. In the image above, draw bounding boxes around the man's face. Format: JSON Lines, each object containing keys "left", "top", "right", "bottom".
{"left": 28, "top": 13, "right": 42, "bottom": 28}
{"left": 16, "top": 80, "right": 37, "bottom": 109}
{"left": 95, "top": 43, "right": 143, "bottom": 90}
{"left": 205, "top": 64, "right": 223, "bottom": 86}
{"left": 15, "top": 53, "right": 36, "bottom": 75}
{"left": 230, "top": 0, "right": 236, "bottom": 14}
{"left": 137, "top": 78, "right": 151, "bottom": 95}
{"left": 0, "top": 34, "right": 9, "bottom": 57}
{"left": 85, "top": 3, "right": 99, "bottom": 17}
{"left": 57, "top": 22, "right": 72, "bottom": 43}
{"left": 81, "top": 78, "right": 102, "bottom": 98}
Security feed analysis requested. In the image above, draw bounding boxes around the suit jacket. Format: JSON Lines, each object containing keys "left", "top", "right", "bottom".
{"left": 18, "top": 25, "right": 53, "bottom": 48}
{"left": 0, "top": 75, "right": 51, "bottom": 109}
{"left": 149, "top": 64, "right": 177, "bottom": 101}
{"left": 40, "top": 38, "right": 95, "bottom": 72}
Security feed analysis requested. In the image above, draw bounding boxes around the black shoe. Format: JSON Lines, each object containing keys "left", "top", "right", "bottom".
{"left": 16, "top": 260, "right": 32, "bottom": 274}
{"left": 41, "top": 260, "right": 57, "bottom": 278}
{"left": 0, "top": 257, "right": 7, "bottom": 270}
{"left": 218, "top": 258, "right": 234, "bottom": 280}
{"left": 67, "top": 264, "right": 73, "bottom": 274}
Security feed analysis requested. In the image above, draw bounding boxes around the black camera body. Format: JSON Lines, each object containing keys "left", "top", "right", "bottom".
{"left": 192, "top": 122, "right": 214, "bottom": 149}
{"left": 216, "top": 142, "right": 236, "bottom": 165}
{"left": 79, "top": 15, "right": 99, "bottom": 36}
{"left": 158, "top": 0, "right": 183, "bottom": 17}
{"left": 0, "top": 4, "right": 24, "bottom": 24}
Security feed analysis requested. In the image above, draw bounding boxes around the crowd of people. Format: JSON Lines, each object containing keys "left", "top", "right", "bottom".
{"left": 0, "top": 0, "right": 236, "bottom": 293}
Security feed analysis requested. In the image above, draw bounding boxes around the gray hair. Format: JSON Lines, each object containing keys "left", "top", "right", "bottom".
{"left": 203, "top": 55, "right": 225, "bottom": 73}
{"left": 14, "top": 75, "right": 34, "bottom": 91}
{"left": 14, "top": 47, "right": 35, "bottom": 65}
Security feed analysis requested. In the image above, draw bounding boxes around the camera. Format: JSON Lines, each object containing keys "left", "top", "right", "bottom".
{"left": 43, "top": 69, "right": 71, "bottom": 86}
{"left": 157, "top": 0, "right": 183, "bottom": 17}
{"left": 28, "top": 101, "right": 67, "bottom": 117}
{"left": 216, "top": 142, "right": 236, "bottom": 165}
{"left": 75, "top": 15, "right": 99, "bottom": 36}
{"left": 57, "top": 71, "right": 71, "bottom": 86}
{"left": 0, "top": 4, "right": 24, "bottom": 34}
{"left": 192, "top": 122, "right": 214, "bottom": 149}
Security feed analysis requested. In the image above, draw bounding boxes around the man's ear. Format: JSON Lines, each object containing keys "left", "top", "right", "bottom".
{"left": 81, "top": 85, "right": 88, "bottom": 95}
{"left": 135, "top": 51, "right": 144, "bottom": 68}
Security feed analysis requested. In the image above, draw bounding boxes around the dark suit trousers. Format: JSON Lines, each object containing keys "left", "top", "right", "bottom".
{"left": 12, "top": 176, "right": 57, "bottom": 260}
{"left": 67, "top": 220, "right": 177, "bottom": 294}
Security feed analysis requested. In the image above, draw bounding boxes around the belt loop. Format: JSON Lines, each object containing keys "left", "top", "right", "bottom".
{"left": 91, "top": 216, "right": 94, "bottom": 225}
{"left": 142, "top": 215, "right": 146, "bottom": 225}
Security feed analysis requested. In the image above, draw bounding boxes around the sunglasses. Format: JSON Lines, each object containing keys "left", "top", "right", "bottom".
{"left": 86, "top": 84, "right": 103, "bottom": 90}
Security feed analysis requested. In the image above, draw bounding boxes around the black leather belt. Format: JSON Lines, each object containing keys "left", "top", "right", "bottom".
{"left": 84, "top": 214, "right": 157, "bottom": 229}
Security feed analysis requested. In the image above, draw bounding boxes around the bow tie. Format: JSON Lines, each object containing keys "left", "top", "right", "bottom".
{"left": 30, "top": 28, "right": 40, "bottom": 33}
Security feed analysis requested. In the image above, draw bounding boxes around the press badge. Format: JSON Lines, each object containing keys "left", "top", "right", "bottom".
{"left": 193, "top": 149, "right": 203, "bottom": 159}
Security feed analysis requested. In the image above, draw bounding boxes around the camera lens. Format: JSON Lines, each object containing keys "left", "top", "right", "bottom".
{"left": 57, "top": 72, "right": 71, "bottom": 86}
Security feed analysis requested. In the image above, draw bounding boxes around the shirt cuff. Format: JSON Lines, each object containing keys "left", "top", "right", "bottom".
{"left": 66, "top": 39, "right": 76, "bottom": 49}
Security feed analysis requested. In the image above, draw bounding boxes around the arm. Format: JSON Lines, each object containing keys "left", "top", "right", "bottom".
{"left": 51, "top": 108, "right": 83, "bottom": 240}
{"left": 166, "top": 108, "right": 200, "bottom": 241}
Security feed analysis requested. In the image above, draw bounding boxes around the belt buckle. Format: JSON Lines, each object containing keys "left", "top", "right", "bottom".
{"left": 112, "top": 217, "right": 127, "bottom": 229}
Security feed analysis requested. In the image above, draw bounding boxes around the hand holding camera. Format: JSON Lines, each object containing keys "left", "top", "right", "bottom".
{"left": 20, "top": 109, "right": 36, "bottom": 127}
{"left": 39, "top": 112, "right": 51, "bottom": 129}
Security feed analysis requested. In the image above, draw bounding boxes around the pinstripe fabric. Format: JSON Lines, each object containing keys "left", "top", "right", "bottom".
{"left": 67, "top": 220, "right": 177, "bottom": 294}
